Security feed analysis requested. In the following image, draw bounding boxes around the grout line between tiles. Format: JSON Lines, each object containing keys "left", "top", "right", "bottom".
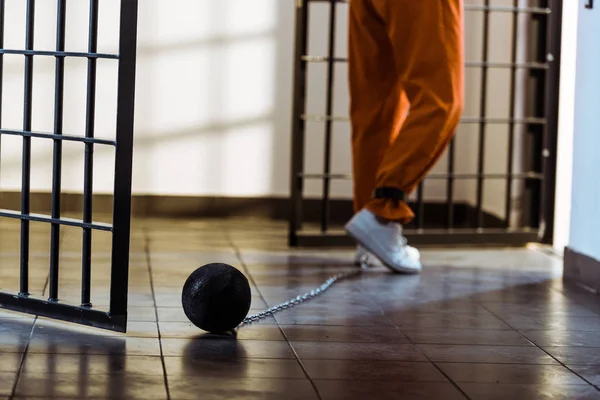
{"left": 391, "top": 324, "right": 474, "bottom": 400}
{"left": 227, "top": 233, "right": 323, "bottom": 400}
{"left": 480, "top": 303, "right": 600, "bottom": 391}
{"left": 144, "top": 235, "right": 171, "bottom": 400}
{"left": 9, "top": 275, "right": 48, "bottom": 400}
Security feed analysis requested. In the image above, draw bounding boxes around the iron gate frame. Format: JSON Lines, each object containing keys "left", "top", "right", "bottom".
{"left": 0, "top": 0, "right": 138, "bottom": 333}
{"left": 288, "top": 0, "right": 563, "bottom": 247}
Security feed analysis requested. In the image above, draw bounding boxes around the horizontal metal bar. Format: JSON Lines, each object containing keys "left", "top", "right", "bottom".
{"left": 464, "top": 5, "right": 551, "bottom": 14}
{"left": 307, "top": 0, "right": 551, "bottom": 15}
{"left": 0, "top": 49, "right": 118, "bottom": 59}
{"left": 301, "top": 114, "right": 547, "bottom": 125}
{"left": 295, "top": 230, "right": 540, "bottom": 247}
{"left": 0, "top": 209, "right": 113, "bottom": 231}
{"left": 301, "top": 57, "right": 549, "bottom": 71}
{"left": 0, "top": 129, "right": 116, "bottom": 145}
{"left": 299, "top": 172, "right": 544, "bottom": 180}
{"left": 0, "top": 292, "right": 126, "bottom": 332}
{"left": 465, "top": 61, "right": 549, "bottom": 70}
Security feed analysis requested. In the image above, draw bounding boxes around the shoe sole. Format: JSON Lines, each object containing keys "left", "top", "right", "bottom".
{"left": 345, "top": 222, "right": 421, "bottom": 275}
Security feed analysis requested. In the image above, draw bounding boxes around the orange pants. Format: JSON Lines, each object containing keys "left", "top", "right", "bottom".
{"left": 348, "top": 0, "right": 464, "bottom": 224}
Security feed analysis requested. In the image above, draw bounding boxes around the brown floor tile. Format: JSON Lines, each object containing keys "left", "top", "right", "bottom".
{"left": 303, "top": 360, "right": 446, "bottom": 381}
{"left": 127, "top": 307, "right": 158, "bottom": 322}
{"left": 291, "top": 342, "right": 427, "bottom": 361}
{"left": 458, "top": 383, "right": 600, "bottom": 400}
{"left": 27, "top": 333, "right": 161, "bottom": 356}
{"left": 0, "top": 353, "right": 23, "bottom": 373}
{"left": 164, "top": 357, "right": 305, "bottom": 379}
{"left": 167, "top": 376, "right": 318, "bottom": 400}
{"left": 569, "top": 366, "right": 600, "bottom": 386}
{"left": 315, "top": 381, "right": 467, "bottom": 400}
{"left": 417, "top": 344, "right": 558, "bottom": 364}
{"left": 0, "top": 372, "right": 16, "bottom": 396}
{"left": 21, "top": 354, "right": 164, "bottom": 376}
{"left": 391, "top": 312, "right": 511, "bottom": 330}
{"left": 544, "top": 347, "right": 600, "bottom": 366}
{"left": 500, "top": 316, "right": 600, "bottom": 331}
{"left": 14, "top": 373, "right": 168, "bottom": 399}
{"left": 161, "top": 338, "right": 295, "bottom": 359}
{"left": 437, "top": 363, "right": 588, "bottom": 384}
{"left": 522, "top": 330, "right": 600, "bottom": 347}
{"left": 281, "top": 325, "right": 409, "bottom": 343}
{"left": 482, "top": 302, "right": 599, "bottom": 317}
{"left": 404, "top": 328, "right": 532, "bottom": 346}
{"left": 160, "top": 321, "right": 285, "bottom": 340}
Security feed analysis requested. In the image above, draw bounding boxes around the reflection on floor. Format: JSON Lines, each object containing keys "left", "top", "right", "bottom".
{"left": 0, "top": 217, "right": 600, "bottom": 399}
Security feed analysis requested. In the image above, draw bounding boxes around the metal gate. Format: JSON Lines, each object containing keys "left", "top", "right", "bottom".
{"left": 0, "top": 0, "right": 138, "bottom": 332}
{"left": 289, "top": 0, "right": 563, "bottom": 247}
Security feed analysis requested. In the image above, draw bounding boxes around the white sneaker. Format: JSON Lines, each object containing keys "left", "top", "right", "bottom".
{"left": 354, "top": 244, "right": 420, "bottom": 267}
{"left": 345, "top": 209, "right": 422, "bottom": 274}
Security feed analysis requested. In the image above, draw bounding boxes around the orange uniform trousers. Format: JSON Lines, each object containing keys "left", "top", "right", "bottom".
{"left": 348, "top": 0, "right": 464, "bottom": 224}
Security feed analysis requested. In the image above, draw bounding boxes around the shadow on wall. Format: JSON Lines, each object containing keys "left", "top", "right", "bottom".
{"left": 0, "top": 0, "right": 292, "bottom": 200}
{"left": 133, "top": 0, "right": 290, "bottom": 198}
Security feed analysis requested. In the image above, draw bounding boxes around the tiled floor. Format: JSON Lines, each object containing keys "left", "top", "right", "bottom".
{"left": 0, "top": 217, "right": 600, "bottom": 399}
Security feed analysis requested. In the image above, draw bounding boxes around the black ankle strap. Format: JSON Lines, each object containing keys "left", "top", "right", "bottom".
{"left": 373, "top": 187, "right": 405, "bottom": 207}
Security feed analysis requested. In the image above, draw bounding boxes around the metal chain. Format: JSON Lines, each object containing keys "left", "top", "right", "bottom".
{"left": 240, "top": 262, "right": 369, "bottom": 326}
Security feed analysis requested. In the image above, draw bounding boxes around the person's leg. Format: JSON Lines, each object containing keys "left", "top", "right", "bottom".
{"left": 364, "top": 0, "right": 464, "bottom": 223}
{"left": 347, "top": 0, "right": 410, "bottom": 215}
{"left": 347, "top": 0, "right": 414, "bottom": 269}
{"left": 346, "top": 0, "right": 464, "bottom": 273}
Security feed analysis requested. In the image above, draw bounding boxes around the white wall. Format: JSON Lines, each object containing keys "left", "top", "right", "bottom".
{"left": 568, "top": 1, "right": 600, "bottom": 261}
{"left": 0, "top": 0, "right": 533, "bottom": 221}
{"left": 553, "top": 0, "right": 579, "bottom": 254}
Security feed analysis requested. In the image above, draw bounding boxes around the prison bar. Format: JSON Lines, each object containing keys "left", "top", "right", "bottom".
{"left": 109, "top": 0, "right": 138, "bottom": 323}
{"left": 0, "top": 209, "right": 112, "bottom": 231}
{"left": 0, "top": 129, "right": 115, "bottom": 145}
{"left": 308, "top": 0, "right": 552, "bottom": 13}
{"left": 0, "top": 0, "right": 4, "bottom": 169}
{"left": 476, "top": 0, "right": 491, "bottom": 228}
{"left": 446, "top": 139, "right": 456, "bottom": 228}
{"left": 505, "top": 0, "right": 519, "bottom": 228}
{"left": 302, "top": 56, "right": 550, "bottom": 71}
{"left": 299, "top": 172, "right": 544, "bottom": 180}
{"left": 20, "top": 0, "right": 35, "bottom": 296}
{"left": 49, "top": 0, "right": 67, "bottom": 303}
{"left": 0, "top": 49, "right": 118, "bottom": 59}
{"left": 82, "top": 0, "right": 100, "bottom": 308}
{"left": 289, "top": 1, "right": 310, "bottom": 244}
{"left": 539, "top": 0, "right": 563, "bottom": 243}
{"left": 293, "top": 229, "right": 540, "bottom": 247}
{"left": 301, "top": 114, "right": 548, "bottom": 125}
{"left": 307, "top": 0, "right": 551, "bottom": 15}
{"left": 320, "top": 0, "right": 337, "bottom": 233}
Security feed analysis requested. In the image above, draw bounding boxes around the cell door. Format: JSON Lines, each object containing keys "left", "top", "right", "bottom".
{"left": 288, "top": 0, "right": 563, "bottom": 247}
{"left": 0, "top": 0, "right": 138, "bottom": 333}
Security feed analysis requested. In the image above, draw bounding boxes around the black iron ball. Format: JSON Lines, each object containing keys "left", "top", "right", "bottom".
{"left": 181, "top": 263, "right": 252, "bottom": 333}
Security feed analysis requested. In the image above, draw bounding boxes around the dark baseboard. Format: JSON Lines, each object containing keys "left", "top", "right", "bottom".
{"left": 564, "top": 247, "right": 600, "bottom": 295}
{"left": 0, "top": 192, "right": 505, "bottom": 228}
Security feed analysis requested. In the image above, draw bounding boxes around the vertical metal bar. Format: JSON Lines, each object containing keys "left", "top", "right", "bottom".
{"left": 48, "top": 0, "right": 67, "bottom": 303}
{"left": 416, "top": 183, "right": 424, "bottom": 230}
{"left": 540, "top": 0, "right": 562, "bottom": 243}
{"left": 20, "top": 0, "right": 35, "bottom": 296}
{"left": 288, "top": 0, "right": 309, "bottom": 246}
{"left": 476, "top": 0, "right": 490, "bottom": 229}
{"left": 446, "top": 139, "right": 455, "bottom": 228}
{"left": 504, "top": 0, "right": 519, "bottom": 229}
{"left": 320, "top": 0, "right": 336, "bottom": 233}
{"left": 0, "top": 0, "right": 4, "bottom": 197}
{"left": 0, "top": 0, "right": 4, "bottom": 140}
{"left": 82, "top": 0, "right": 99, "bottom": 307}
{"left": 109, "top": 0, "right": 138, "bottom": 328}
